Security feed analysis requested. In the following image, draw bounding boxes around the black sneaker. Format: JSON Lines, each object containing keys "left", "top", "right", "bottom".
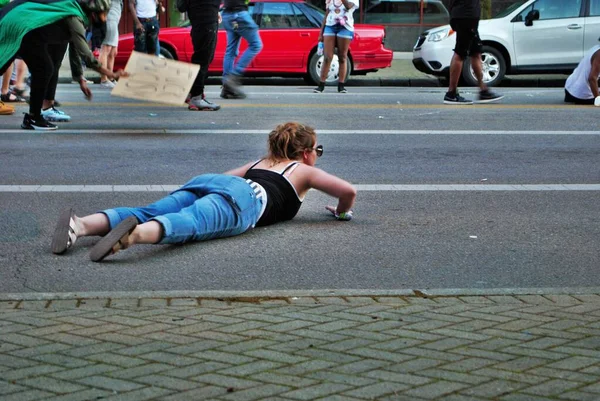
{"left": 443, "top": 91, "right": 473, "bottom": 105}
{"left": 478, "top": 89, "right": 504, "bottom": 103}
{"left": 220, "top": 88, "right": 246, "bottom": 99}
{"left": 338, "top": 84, "right": 347, "bottom": 93}
{"left": 313, "top": 82, "right": 325, "bottom": 93}
{"left": 21, "top": 113, "right": 58, "bottom": 130}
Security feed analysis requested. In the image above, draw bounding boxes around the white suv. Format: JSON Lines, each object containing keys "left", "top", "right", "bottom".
{"left": 412, "top": 0, "right": 600, "bottom": 86}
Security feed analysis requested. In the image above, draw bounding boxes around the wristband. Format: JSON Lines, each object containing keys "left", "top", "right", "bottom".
{"left": 335, "top": 210, "right": 353, "bottom": 221}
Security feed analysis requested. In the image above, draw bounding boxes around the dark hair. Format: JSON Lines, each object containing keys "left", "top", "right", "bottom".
{"left": 267, "top": 122, "right": 316, "bottom": 162}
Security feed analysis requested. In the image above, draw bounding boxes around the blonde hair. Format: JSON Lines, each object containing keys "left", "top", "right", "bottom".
{"left": 267, "top": 122, "right": 316, "bottom": 162}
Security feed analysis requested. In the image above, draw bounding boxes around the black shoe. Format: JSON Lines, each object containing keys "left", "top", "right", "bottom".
{"left": 337, "top": 84, "right": 347, "bottom": 93}
{"left": 222, "top": 75, "right": 246, "bottom": 99}
{"left": 220, "top": 88, "right": 246, "bottom": 99}
{"left": 478, "top": 89, "right": 504, "bottom": 103}
{"left": 313, "top": 82, "right": 325, "bottom": 93}
{"left": 443, "top": 91, "right": 473, "bottom": 105}
{"left": 21, "top": 113, "right": 58, "bottom": 130}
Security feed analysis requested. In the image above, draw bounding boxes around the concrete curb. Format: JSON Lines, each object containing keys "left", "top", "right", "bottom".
{"left": 2, "top": 287, "right": 600, "bottom": 301}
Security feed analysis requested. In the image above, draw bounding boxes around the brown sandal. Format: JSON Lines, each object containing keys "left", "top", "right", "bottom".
{"left": 89, "top": 216, "right": 138, "bottom": 262}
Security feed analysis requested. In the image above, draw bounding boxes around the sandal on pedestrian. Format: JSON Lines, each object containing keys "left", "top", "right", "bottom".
{"left": 0, "top": 91, "right": 26, "bottom": 102}
{"left": 51, "top": 208, "right": 78, "bottom": 254}
{"left": 89, "top": 216, "right": 138, "bottom": 262}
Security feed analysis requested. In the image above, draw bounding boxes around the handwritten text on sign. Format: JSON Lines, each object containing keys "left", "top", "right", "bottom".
{"left": 112, "top": 51, "right": 200, "bottom": 105}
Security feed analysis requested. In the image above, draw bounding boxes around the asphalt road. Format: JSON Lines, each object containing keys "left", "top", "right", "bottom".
{"left": 0, "top": 85, "right": 598, "bottom": 293}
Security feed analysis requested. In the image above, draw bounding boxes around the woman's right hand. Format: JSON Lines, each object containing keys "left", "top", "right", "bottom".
{"left": 318, "top": 33, "right": 323, "bottom": 42}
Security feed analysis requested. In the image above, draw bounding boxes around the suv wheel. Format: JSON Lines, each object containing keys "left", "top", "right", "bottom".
{"left": 308, "top": 51, "right": 352, "bottom": 85}
{"left": 462, "top": 45, "right": 505, "bottom": 87}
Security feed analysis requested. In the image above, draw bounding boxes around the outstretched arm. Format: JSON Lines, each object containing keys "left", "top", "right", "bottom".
{"left": 307, "top": 167, "right": 356, "bottom": 218}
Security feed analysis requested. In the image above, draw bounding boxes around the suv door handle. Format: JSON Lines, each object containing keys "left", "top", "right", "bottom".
{"left": 567, "top": 24, "right": 582, "bottom": 30}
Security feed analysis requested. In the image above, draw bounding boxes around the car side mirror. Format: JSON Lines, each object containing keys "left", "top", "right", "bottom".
{"left": 525, "top": 10, "right": 539, "bottom": 26}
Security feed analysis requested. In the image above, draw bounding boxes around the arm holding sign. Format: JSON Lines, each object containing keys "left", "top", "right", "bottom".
{"left": 65, "top": 17, "right": 129, "bottom": 99}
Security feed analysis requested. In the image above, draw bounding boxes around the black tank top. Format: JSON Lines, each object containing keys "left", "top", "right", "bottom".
{"left": 243, "top": 161, "right": 302, "bottom": 227}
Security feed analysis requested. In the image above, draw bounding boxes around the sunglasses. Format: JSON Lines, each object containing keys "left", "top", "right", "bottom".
{"left": 313, "top": 144, "right": 323, "bottom": 157}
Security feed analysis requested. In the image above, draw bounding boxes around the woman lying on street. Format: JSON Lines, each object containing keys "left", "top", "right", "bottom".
{"left": 51, "top": 122, "right": 357, "bottom": 262}
{"left": 0, "top": 0, "right": 129, "bottom": 130}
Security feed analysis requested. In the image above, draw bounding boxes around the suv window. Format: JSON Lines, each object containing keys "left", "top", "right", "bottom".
{"left": 261, "top": 2, "right": 310, "bottom": 28}
{"left": 517, "top": 0, "right": 582, "bottom": 21}
{"left": 591, "top": 0, "right": 600, "bottom": 16}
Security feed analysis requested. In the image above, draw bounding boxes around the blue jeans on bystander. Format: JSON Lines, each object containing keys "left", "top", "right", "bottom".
{"left": 221, "top": 10, "right": 263, "bottom": 80}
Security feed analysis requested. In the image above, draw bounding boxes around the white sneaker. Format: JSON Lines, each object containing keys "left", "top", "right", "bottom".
{"left": 188, "top": 96, "right": 221, "bottom": 111}
{"left": 41, "top": 107, "right": 71, "bottom": 122}
{"left": 100, "top": 80, "right": 116, "bottom": 89}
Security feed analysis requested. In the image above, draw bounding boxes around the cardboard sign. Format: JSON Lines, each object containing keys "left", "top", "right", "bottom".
{"left": 112, "top": 51, "right": 200, "bottom": 105}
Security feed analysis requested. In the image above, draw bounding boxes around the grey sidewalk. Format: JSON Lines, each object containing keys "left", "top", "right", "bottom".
{"left": 59, "top": 52, "right": 568, "bottom": 88}
{"left": 2, "top": 289, "right": 600, "bottom": 401}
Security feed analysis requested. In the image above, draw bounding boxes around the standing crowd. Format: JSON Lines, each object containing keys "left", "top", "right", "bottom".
{"left": 2, "top": 0, "right": 600, "bottom": 130}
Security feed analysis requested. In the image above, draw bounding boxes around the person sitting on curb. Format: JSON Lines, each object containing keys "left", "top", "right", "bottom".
{"left": 51, "top": 122, "right": 357, "bottom": 262}
{"left": 564, "top": 43, "right": 600, "bottom": 106}
{"left": 0, "top": 0, "right": 129, "bottom": 130}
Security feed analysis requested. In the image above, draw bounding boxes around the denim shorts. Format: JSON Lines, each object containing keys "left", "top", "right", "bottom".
{"left": 323, "top": 24, "right": 354, "bottom": 40}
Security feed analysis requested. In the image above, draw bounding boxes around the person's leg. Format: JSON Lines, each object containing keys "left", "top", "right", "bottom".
{"left": 231, "top": 11, "right": 262, "bottom": 76}
{"left": 108, "top": 46, "right": 118, "bottom": 74}
{"left": 13, "top": 59, "right": 29, "bottom": 96}
{"left": 145, "top": 18, "right": 159, "bottom": 56}
{"left": 1, "top": 62, "right": 26, "bottom": 102}
{"left": 315, "top": 26, "right": 337, "bottom": 92}
{"left": 18, "top": 32, "right": 57, "bottom": 129}
{"left": 1, "top": 64, "right": 12, "bottom": 95}
{"left": 133, "top": 22, "right": 147, "bottom": 53}
{"left": 222, "top": 13, "right": 242, "bottom": 80}
{"left": 0, "top": 66, "right": 15, "bottom": 114}
{"left": 189, "top": 22, "right": 220, "bottom": 110}
{"left": 336, "top": 34, "right": 352, "bottom": 92}
{"left": 443, "top": 19, "right": 473, "bottom": 104}
{"left": 41, "top": 42, "right": 71, "bottom": 122}
{"left": 53, "top": 189, "right": 201, "bottom": 255}
{"left": 98, "top": 44, "right": 111, "bottom": 83}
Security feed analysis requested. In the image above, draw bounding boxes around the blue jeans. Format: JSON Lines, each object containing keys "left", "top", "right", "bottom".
{"left": 102, "top": 175, "right": 264, "bottom": 244}
{"left": 221, "top": 10, "right": 263, "bottom": 79}
{"left": 134, "top": 17, "right": 159, "bottom": 55}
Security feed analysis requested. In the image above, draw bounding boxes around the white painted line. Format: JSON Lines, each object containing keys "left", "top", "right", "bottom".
{"left": 0, "top": 129, "right": 599, "bottom": 135}
{"left": 0, "top": 184, "right": 598, "bottom": 192}
{"left": 2, "top": 287, "right": 600, "bottom": 301}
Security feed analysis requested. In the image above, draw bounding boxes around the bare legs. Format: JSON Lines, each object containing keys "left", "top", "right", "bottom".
{"left": 99, "top": 45, "right": 117, "bottom": 83}
{"left": 1, "top": 64, "right": 13, "bottom": 96}
{"left": 335, "top": 37, "right": 351, "bottom": 85}
{"left": 318, "top": 36, "right": 337, "bottom": 83}
{"left": 448, "top": 52, "right": 488, "bottom": 93}
{"left": 73, "top": 213, "right": 163, "bottom": 246}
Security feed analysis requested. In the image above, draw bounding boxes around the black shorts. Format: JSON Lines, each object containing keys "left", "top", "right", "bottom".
{"left": 450, "top": 18, "right": 482, "bottom": 59}
{"left": 564, "top": 89, "right": 595, "bottom": 105}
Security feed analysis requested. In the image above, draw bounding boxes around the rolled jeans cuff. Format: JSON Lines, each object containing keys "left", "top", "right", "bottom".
{"left": 152, "top": 215, "right": 173, "bottom": 244}
{"left": 101, "top": 209, "right": 125, "bottom": 230}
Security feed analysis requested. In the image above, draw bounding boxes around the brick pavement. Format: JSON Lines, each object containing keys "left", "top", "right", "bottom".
{"left": 1, "top": 291, "right": 600, "bottom": 400}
